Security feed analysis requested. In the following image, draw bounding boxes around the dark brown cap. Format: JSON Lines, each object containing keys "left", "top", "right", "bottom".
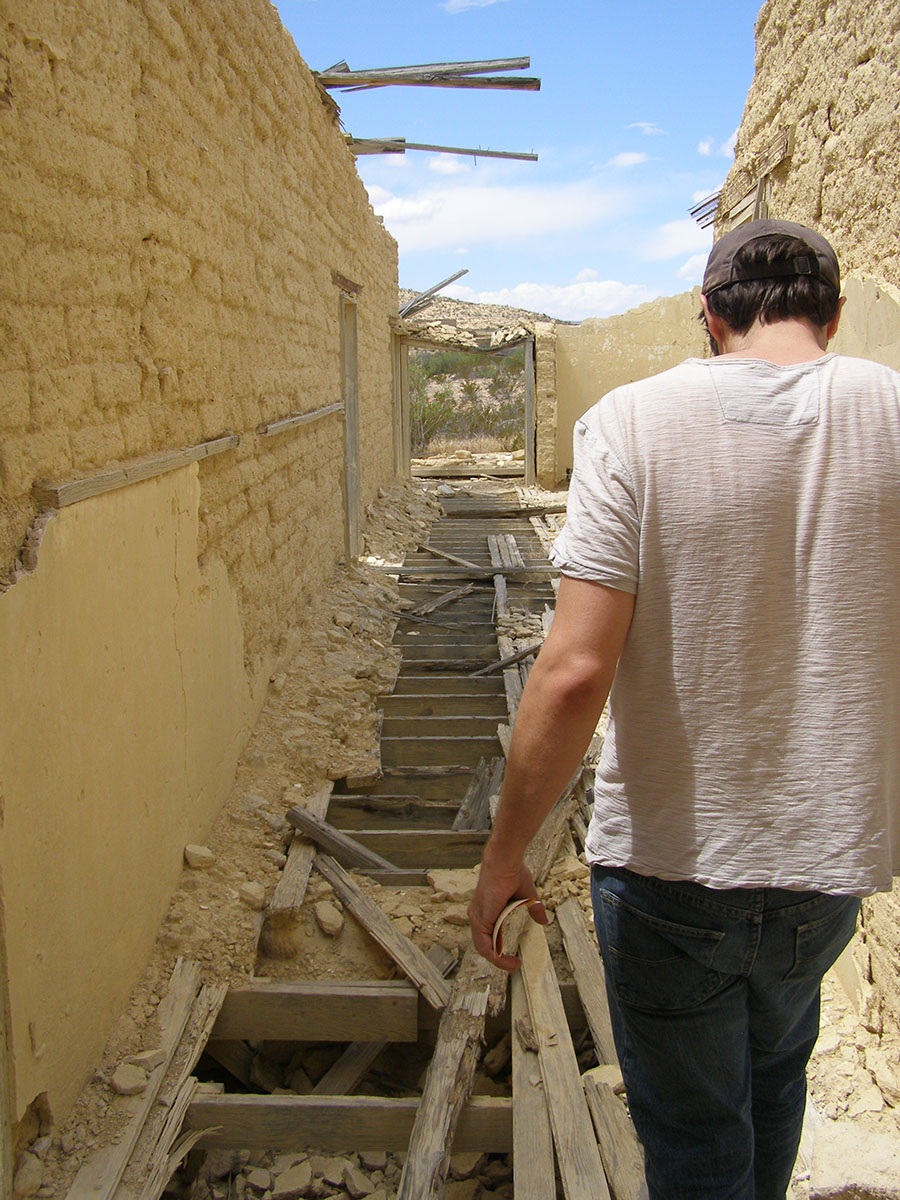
{"left": 702, "top": 219, "right": 840, "bottom": 295}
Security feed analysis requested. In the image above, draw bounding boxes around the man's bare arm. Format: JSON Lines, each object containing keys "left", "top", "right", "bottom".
{"left": 468, "top": 574, "right": 635, "bottom": 969}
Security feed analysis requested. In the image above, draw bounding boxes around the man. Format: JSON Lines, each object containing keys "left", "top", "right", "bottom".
{"left": 468, "top": 220, "right": 900, "bottom": 1199}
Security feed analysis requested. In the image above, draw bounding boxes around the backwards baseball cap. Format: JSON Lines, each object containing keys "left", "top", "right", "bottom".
{"left": 702, "top": 219, "right": 840, "bottom": 296}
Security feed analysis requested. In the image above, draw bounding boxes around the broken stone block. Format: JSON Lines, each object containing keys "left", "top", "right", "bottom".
{"left": 443, "top": 905, "right": 470, "bottom": 926}
{"left": 446, "top": 1179, "right": 481, "bottom": 1200}
{"left": 271, "top": 1160, "right": 313, "bottom": 1199}
{"left": 110, "top": 1063, "right": 148, "bottom": 1096}
{"left": 321, "top": 1155, "right": 354, "bottom": 1185}
{"left": 810, "top": 1122, "right": 900, "bottom": 1198}
{"left": 342, "top": 1164, "right": 376, "bottom": 1197}
{"left": 184, "top": 844, "right": 216, "bottom": 869}
{"left": 13, "top": 1153, "right": 43, "bottom": 1197}
{"left": 128, "top": 1048, "right": 166, "bottom": 1073}
{"left": 449, "top": 1152, "right": 490, "bottom": 1180}
{"left": 245, "top": 1166, "right": 272, "bottom": 1192}
{"left": 427, "top": 867, "right": 480, "bottom": 903}
{"left": 239, "top": 881, "right": 266, "bottom": 911}
{"left": 359, "top": 1150, "right": 388, "bottom": 1172}
{"left": 315, "top": 900, "right": 344, "bottom": 937}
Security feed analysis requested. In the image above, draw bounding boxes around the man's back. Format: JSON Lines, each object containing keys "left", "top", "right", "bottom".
{"left": 553, "top": 352, "right": 900, "bottom": 893}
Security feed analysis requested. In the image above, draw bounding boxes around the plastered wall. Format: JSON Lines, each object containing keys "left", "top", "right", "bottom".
{"left": 722, "top": 0, "right": 900, "bottom": 1032}
{"left": 540, "top": 290, "right": 706, "bottom": 485}
{"left": 0, "top": 0, "right": 398, "bottom": 1124}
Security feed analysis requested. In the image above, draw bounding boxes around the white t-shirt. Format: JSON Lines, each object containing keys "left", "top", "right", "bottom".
{"left": 550, "top": 353, "right": 900, "bottom": 895}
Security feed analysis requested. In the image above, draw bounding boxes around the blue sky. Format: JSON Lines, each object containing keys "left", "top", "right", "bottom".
{"left": 272, "top": 0, "right": 762, "bottom": 320}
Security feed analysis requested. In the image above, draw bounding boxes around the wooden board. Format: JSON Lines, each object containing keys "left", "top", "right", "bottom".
{"left": 183, "top": 1094, "right": 512, "bottom": 1152}
{"left": 583, "top": 1071, "right": 649, "bottom": 1200}
{"left": 557, "top": 897, "right": 619, "bottom": 1068}
{"left": 211, "top": 981, "right": 419, "bottom": 1043}
{"left": 381, "top": 735, "right": 501, "bottom": 768}
{"left": 263, "top": 783, "right": 333, "bottom": 942}
{"left": 511, "top": 970, "right": 556, "bottom": 1199}
{"left": 327, "top": 795, "right": 459, "bottom": 830}
{"left": 285, "top": 806, "right": 397, "bottom": 871}
{"left": 314, "top": 856, "right": 451, "bottom": 1009}
{"left": 348, "top": 829, "right": 489, "bottom": 867}
{"left": 381, "top": 694, "right": 509, "bottom": 718}
{"left": 453, "top": 756, "right": 504, "bottom": 831}
{"left": 411, "top": 583, "right": 474, "bottom": 616}
{"left": 381, "top": 715, "right": 502, "bottom": 737}
{"left": 519, "top": 922, "right": 611, "bottom": 1200}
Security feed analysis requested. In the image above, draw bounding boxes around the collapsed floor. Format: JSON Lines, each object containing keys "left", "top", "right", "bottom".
{"left": 19, "top": 474, "right": 900, "bottom": 1200}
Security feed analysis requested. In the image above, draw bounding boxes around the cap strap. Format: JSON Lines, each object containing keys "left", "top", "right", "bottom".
{"left": 731, "top": 254, "right": 820, "bottom": 282}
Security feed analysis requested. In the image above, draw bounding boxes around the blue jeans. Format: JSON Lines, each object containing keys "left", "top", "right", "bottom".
{"left": 591, "top": 865, "right": 860, "bottom": 1200}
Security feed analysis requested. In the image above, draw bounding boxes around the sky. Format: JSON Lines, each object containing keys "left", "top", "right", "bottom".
{"left": 271, "top": 0, "right": 763, "bottom": 321}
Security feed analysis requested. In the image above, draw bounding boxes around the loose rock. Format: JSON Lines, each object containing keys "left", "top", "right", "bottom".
{"left": 13, "top": 1153, "right": 43, "bottom": 1197}
{"left": 239, "top": 881, "right": 266, "bottom": 911}
{"left": 109, "top": 1063, "right": 148, "bottom": 1096}
{"left": 184, "top": 844, "right": 216, "bottom": 869}
{"left": 315, "top": 900, "right": 345, "bottom": 937}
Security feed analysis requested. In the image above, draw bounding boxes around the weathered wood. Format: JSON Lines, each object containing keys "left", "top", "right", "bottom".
{"left": 583, "top": 1071, "right": 649, "bottom": 1200}
{"left": 257, "top": 402, "right": 343, "bottom": 437}
{"left": 314, "top": 856, "right": 451, "bottom": 1009}
{"left": 35, "top": 435, "right": 239, "bottom": 509}
{"left": 557, "top": 898, "right": 619, "bottom": 1068}
{"left": 382, "top": 565, "right": 556, "bottom": 581}
{"left": 520, "top": 922, "right": 611, "bottom": 1200}
{"left": 399, "top": 268, "right": 470, "bottom": 317}
{"left": 410, "top": 583, "right": 474, "bottom": 616}
{"left": 525, "top": 336, "right": 536, "bottom": 486}
{"left": 285, "top": 805, "right": 398, "bottom": 871}
{"left": 204, "top": 1040, "right": 254, "bottom": 1088}
{"left": 182, "top": 1094, "right": 512, "bottom": 1152}
{"left": 416, "top": 543, "right": 482, "bottom": 570}
{"left": 469, "top": 642, "right": 542, "bottom": 678}
{"left": 381, "top": 693, "right": 508, "bottom": 718}
{"left": 439, "top": 503, "right": 568, "bottom": 519}
{"left": 136, "top": 1077, "right": 204, "bottom": 1200}
{"left": 327, "top": 794, "right": 459, "bottom": 830}
{"left": 359, "top": 868, "right": 431, "bottom": 887}
{"left": 262, "top": 784, "right": 333, "bottom": 951}
{"left": 349, "top": 829, "right": 489, "bottom": 867}
{"left": 211, "top": 981, "right": 419, "bottom": 1043}
{"left": 66, "top": 960, "right": 204, "bottom": 1200}
{"left": 493, "top": 572, "right": 510, "bottom": 618}
{"left": 321, "top": 71, "right": 540, "bottom": 91}
{"left": 397, "top": 948, "right": 508, "bottom": 1199}
{"left": 381, "top": 734, "right": 500, "bottom": 767}
{"left": 322, "top": 56, "right": 530, "bottom": 81}
{"left": 453, "top": 756, "right": 505, "bottom": 831}
{"left": 511, "top": 970, "right": 556, "bottom": 1199}
{"left": 488, "top": 532, "right": 526, "bottom": 569}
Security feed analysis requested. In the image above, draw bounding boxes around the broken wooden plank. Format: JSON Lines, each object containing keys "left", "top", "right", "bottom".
{"left": 34, "top": 436, "right": 240, "bottom": 510}
{"left": 583, "top": 1071, "right": 649, "bottom": 1200}
{"left": 260, "top": 783, "right": 333, "bottom": 955}
{"left": 410, "top": 583, "right": 475, "bottom": 616}
{"left": 204, "top": 1040, "right": 254, "bottom": 1089}
{"left": 519, "top": 921, "right": 612, "bottom": 1200}
{"left": 135, "top": 1077, "right": 202, "bottom": 1200}
{"left": 67, "top": 960, "right": 204, "bottom": 1200}
{"left": 257, "top": 402, "right": 343, "bottom": 437}
{"left": 314, "top": 855, "right": 451, "bottom": 1009}
{"left": 348, "top": 829, "right": 488, "bottom": 868}
{"left": 557, "top": 897, "right": 618, "bottom": 1068}
{"left": 416, "top": 543, "right": 482, "bottom": 571}
{"left": 397, "top": 948, "right": 507, "bottom": 1199}
{"left": 327, "top": 794, "right": 459, "bottom": 829}
{"left": 511, "top": 970, "right": 556, "bottom": 1199}
{"left": 469, "top": 642, "right": 543, "bottom": 678}
{"left": 322, "top": 56, "right": 531, "bottom": 81}
{"left": 211, "top": 981, "right": 419, "bottom": 1043}
{"left": 182, "top": 1094, "right": 512, "bottom": 1152}
{"left": 285, "top": 805, "right": 398, "bottom": 871}
{"left": 453, "top": 756, "right": 505, "bottom": 831}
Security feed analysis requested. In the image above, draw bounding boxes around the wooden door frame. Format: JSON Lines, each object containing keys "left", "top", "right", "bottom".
{"left": 339, "top": 292, "right": 360, "bottom": 558}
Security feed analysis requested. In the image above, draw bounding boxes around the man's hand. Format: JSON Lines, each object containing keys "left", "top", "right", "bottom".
{"left": 468, "top": 857, "right": 548, "bottom": 972}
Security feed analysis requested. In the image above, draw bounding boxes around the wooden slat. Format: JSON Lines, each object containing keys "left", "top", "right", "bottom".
{"left": 511, "top": 971, "right": 556, "bottom": 1199}
{"left": 322, "top": 57, "right": 530, "bottom": 81}
{"left": 583, "top": 1071, "right": 649, "bottom": 1200}
{"left": 557, "top": 898, "right": 619, "bottom": 1068}
{"left": 257, "top": 402, "right": 343, "bottom": 437}
{"left": 350, "top": 829, "right": 488, "bottom": 867}
{"left": 397, "top": 949, "right": 508, "bottom": 1199}
{"left": 381, "top": 694, "right": 509, "bottom": 718}
{"left": 35, "top": 435, "right": 239, "bottom": 509}
{"left": 520, "top": 922, "right": 611, "bottom": 1200}
{"left": 211, "top": 981, "right": 419, "bottom": 1042}
{"left": 261, "top": 783, "right": 332, "bottom": 953}
{"left": 183, "top": 1094, "right": 512, "bottom": 1152}
{"left": 67, "top": 960, "right": 204, "bottom": 1200}
{"left": 327, "top": 795, "right": 459, "bottom": 830}
{"left": 314, "top": 856, "right": 451, "bottom": 1009}
{"left": 410, "top": 583, "right": 475, "bottom": 616}
{"left": 417, "top": 543, "right": 482, "bottom": 570}
{"left": 469, "top": 642, "right": 542, "bottom": 678}
{"left": 453, "top": 756, "right": 504, "bottom": 831}
{"left": 285, "top": 805, "right": 398, "bottom": 871}
{"left": 380, "top": 735, "right": 500, "bottom": 767}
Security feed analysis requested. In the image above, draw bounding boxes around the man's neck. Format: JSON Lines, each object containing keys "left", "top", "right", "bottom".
{"left": 715, "top": 317, "right": 830, "bottom": 365}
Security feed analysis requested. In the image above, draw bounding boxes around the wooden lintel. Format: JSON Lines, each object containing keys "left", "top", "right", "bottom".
{"left": 258, "top": 403, "right": 343, "bottom": 437}
{"left": 33, "top": 434, "right": 239, "bottom": 510}
{"left": 331, "top": 269, "right": 363, "bottom": 295}
{"left": 323, "top": 73, "right": 540, "bottom": 91}
{"left": 211, "top": 981, "right": 419, "bottom": 1043}
{"left": 350, "top": 138, "right": 538, "bottom": 162}
{"left": 285, "top": 806, "right": 398, "bottom": 871}
{"left": 182, "top": 1094, "right": 512, "bottom": 1153}
{"left": 320, "top": 57, "right": 530, "bottom": 81}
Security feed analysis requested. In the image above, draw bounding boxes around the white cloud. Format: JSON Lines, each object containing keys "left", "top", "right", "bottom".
{"left": 605, "top": 151, "right": 649, "bottom": 169}
{"left": 574, "top": 267, "right": 599, "bottom": 282}
{"left": 627, "top": 122, "right": 665, "bottom": 136}
{"left": 368, "top": 179, "right": 626, "bottom": 252}
{"left": 698, "top": 138, "right": 714, "bottom": 156}
{"left": 457, "top": 247, "right": 470, "bottom": 255}
{"left": 720, "top": 128, "right": 738, "bottom": 157}
{"left": 448, "top": 279, "right": 658, "bottom": 322}
{"left": 640, "top": 218, "right": 712, "bottom": 261}
{"left": 678, "top": 252, "right": 709, "bottom": 283}
{"left": 427, "top": 155, "right": 471, "bottom": 175}
{"left": 442, "top": 0, "right": 509, "bottom": 10}
{"left": 365, "top": 184, "right": 393, "bottom": 205}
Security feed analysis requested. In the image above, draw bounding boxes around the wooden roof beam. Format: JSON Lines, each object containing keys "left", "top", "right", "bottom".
{"left": 349, "top": 137, "right": 538, "bottom": 162}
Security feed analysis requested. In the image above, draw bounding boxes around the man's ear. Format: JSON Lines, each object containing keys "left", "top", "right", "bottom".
{"left": 825, "top": 295, "right": 846, "bottom": 343}
{"left": 700, "top": 293, "right": 727, "bottom": 354}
